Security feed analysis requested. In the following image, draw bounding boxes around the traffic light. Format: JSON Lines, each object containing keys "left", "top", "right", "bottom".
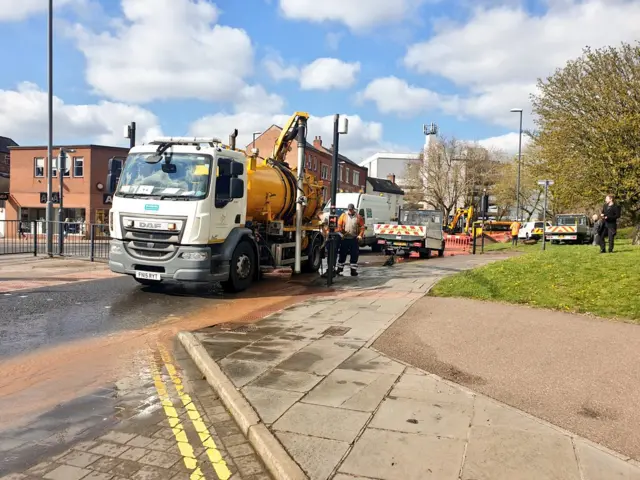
{"left": 106, "top": 157, "right": 123, "bottom": 193}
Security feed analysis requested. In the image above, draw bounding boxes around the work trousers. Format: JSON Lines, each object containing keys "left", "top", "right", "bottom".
{"left": 599, "top": 226, "right": 616, "bottom": 252}
{"left": 512, "top": 234, "right": 519, "bottom": 246}
{"left": 338, "top": 237, "right": 359, "bottom": 270}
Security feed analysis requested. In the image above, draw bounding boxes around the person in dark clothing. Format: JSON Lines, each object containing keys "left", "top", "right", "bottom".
{"left": 599, "top": 194, "right": 621, "bottom": 253}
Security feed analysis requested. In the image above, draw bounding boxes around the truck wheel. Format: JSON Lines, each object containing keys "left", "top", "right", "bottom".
{"left": 222, "top": 241, "right": 255, "bottom": 293}
{"left": 437, "top": 241, "right": 445, "bottom": 257}
{"left": 302, "top": 236, "right": 323, "bottom": 273}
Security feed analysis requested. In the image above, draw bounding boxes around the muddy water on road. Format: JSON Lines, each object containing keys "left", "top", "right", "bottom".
{"left": 0, "top": 277, "right": 322, "bottom": 432}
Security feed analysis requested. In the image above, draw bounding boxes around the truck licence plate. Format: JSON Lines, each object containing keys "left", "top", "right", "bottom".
{"left": 135, "top": 271, "right": 161, "bottom": 281}
{"left": 394, "top": 242, "right": 407, "bottom": 246}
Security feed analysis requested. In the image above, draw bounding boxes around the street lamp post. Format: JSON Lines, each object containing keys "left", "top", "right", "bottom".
{"left": 45, "top": 0, "right": 54, "bottom": 257}
{"left": 511, "top": 108, "right": 523, "bottom": 221}
{"left": 327, "top": 114, "right": 349, "bottom": 287}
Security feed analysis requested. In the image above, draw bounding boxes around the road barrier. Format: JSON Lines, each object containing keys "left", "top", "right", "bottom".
{"left": 0, "top": 220, "right": 110, "bottom": 262}
{"left": 444, "top": 233, "right": 472, "bottom": 254}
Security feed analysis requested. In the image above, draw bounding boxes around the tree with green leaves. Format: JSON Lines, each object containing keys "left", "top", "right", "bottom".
{"left": 531, "top": 42, "right": 640, "bottom": 243}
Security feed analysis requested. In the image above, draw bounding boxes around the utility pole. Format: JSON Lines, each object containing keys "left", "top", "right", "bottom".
{"left": 511, "top": 108, "right": 523, "bottom": 221}
{"left": 45, "top": 0, "right": 54, "bottom": 257}
{"left": 327, "top": 114, "right": 348, "bottom": 286}
{"left": 538, "top": 179, "right": 554, "bottom": 251}
{"left": 293, "top": 117, "right": 307, "bottom": 274}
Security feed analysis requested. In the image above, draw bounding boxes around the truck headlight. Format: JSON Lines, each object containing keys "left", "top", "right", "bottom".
{"left": 110, "top": 244, "right": 122, "bottom": 254}
{"left": 181, "top": 251, "right": 208, "bottom": 261}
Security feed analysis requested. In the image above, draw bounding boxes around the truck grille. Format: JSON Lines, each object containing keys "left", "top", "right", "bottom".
{"left": 120, "top": 214, "right": 187, "bottom": 260}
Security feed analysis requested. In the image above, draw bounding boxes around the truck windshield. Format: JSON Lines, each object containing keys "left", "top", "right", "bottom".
{"left": 557, "top": 216, "right": 585, "bottom": 226}
{"left": 116, "top": 153, "right": 213, "bottom": 200}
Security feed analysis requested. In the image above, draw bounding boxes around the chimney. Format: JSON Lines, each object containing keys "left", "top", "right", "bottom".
{"left": 387, "top": 173, "right": 396, "bottom": 184}
{"left": 313, "top": 136, "right": 323, "bottom": 149}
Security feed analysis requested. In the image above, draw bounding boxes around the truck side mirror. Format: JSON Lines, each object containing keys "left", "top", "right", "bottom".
{"left": 230, "top": 178, "right": 244, "bottom": 199}
{"left": 230, "top": 161, "right": 244, "bottom": 176}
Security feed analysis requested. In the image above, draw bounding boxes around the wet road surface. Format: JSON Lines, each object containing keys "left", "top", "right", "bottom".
{"left": 0, "top": 268, "right": 325, "bottom": 478}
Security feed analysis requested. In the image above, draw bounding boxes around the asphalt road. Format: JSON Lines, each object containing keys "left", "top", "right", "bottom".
{"left": 0, "top": 268, "right": 318, "bottom": 477}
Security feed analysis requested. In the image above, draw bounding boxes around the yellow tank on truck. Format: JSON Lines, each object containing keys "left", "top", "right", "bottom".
{"left": 246, "top": 161, "right": 324, "bottom": 224}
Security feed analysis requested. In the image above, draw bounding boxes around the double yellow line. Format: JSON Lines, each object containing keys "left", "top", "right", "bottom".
{"left": 150, "top": 344, "right": 232, "bottom": 480}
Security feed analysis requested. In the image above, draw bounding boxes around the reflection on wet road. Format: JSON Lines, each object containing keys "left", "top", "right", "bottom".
{"left": 0, "top": 277, "right": 225, "bottom": 358}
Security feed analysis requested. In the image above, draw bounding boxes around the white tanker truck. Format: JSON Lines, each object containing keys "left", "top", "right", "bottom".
{"left": 108, "top": 112, "right": 325, "bottom": 292}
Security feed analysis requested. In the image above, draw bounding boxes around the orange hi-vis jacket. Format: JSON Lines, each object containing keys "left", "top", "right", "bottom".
{"left": 337, "top": 212, "right": 365, "bottom": 239}
{"left": 510, "top": 221, "right": 521, "bottom": 236}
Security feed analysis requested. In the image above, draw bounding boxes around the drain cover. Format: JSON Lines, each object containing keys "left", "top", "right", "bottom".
{"left": 322, "top": 326, "right": 351, "bottom": 336}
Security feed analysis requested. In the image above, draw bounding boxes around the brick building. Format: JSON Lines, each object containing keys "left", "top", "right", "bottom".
{"left": 5, "top": 144, "right": 129, "bottom": 232}
{"left": 0, "top": 136, "right": 17, "bottom": 194}
{"left": 247, "top": 125, "right": 368, "bottom": 203}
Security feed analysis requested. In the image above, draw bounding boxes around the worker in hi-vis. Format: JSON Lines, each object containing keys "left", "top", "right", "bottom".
{"left": 336, "top": 203, "right": 365, "bottom": 276}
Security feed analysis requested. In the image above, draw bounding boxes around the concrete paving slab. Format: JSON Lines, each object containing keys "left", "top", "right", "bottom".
{"left": 303, "top": 369, "right": 381, "bottom": 408}
{"left": 275, "top": 431, "right": 349, "bottom": 480}
{"left": 241, "top": 386, "right": 303, "bottom": 424}
{"left": 370, "top": 397, "right": 472, "bottom": 439}
{"left": 341, "top": 373, "right": 401, "bottom": 412}
{"left": 339, "top": 428, "right": 465, "bottom": 480}
{"left": 250, "top": 368, "right": 323, "bottom": 393}
{"left": 461, "top": 425, "right": 581, "bottom": 480}
{"left": 390, "top": 374, "right": 475, "bottom": 406}
{"left": 472, "top": 396, "right": 557, "bottom": 434}
{"left": 219, "top": 358, "right": 271, "bottom": 388}
{"left": 201, "top": 339, "right": 254, "bottom": 360}
{"left": 337, "top": 349, "right": 404, "bottom": 375}
{"left": 272, "top": 403, "right": 370, "bottom": 443}
{"left": 275, "top": 339, "right": 357, "bottom": 376}
{"left": 225, "top": 338, "right": 309, "bottom": 365}
{"left": 575, "top": 441, "right": 640, "bottom": 480}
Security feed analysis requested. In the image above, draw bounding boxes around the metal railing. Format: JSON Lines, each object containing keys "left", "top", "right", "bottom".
{"left": 0, "top": 220, "right": 111, "bottom": 261}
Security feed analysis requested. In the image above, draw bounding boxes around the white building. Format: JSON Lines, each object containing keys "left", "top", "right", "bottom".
{"left": 358, "top": 152, "right": 420, "bottom": 190}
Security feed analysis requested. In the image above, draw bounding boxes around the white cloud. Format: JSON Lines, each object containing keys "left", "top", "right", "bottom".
{"left": 400, "top": 0, "right": 640, "bottom": 127}
{"left": 263, "top": 55, "right": 360, "bottom": 91}
{"left": 190, "top": 111, "right": 401, "bottom": 162}
{"left": 0, "top": 0, "right": 78, "bottom": 21}
{"left": 477, "top": 132, "right": 532, "bottom": 155}
{"left": 358, "top": 77, "right": 443, "bottom": 116}
{"left": 300, "top": 58, "right": 360, "bottom": 91}
{"left": 0, "top": 82, "right": 161, "bottom": 145}
{"left": 278, "top": 0, "right": 429, "bottom": 30}
{"left": 71, "top": 0, "right": 254, "bottom": 103}
{"left": 263, "top": 54, "right": 299, "bottom": 82}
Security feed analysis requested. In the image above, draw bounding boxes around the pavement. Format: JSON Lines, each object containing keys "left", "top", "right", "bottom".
{"left": 374, "top": 295, "right": 640, "bottom": 462}
{"left": 177, "top": 254, "right": 640, "bottom": 479}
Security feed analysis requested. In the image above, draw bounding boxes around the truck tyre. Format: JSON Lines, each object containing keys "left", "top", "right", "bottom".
{"left": 302, "top": 235, "right": 323, "bottom": 273}
{"left": 437, "top": 240, "right": 445, "bottom": 257}
{"left": 222, "top": 241, "right": 255, "bottom": 293}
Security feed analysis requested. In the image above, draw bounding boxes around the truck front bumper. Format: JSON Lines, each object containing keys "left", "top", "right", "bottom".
{"left": 108, "top": 240, "right": 229, "bottom": 283}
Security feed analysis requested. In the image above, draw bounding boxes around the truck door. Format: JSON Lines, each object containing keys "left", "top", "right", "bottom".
{"left": 210, "top": 156, "right": 246, "bottom": 243}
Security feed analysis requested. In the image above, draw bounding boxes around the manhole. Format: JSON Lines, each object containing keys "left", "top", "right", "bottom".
{"left": 322, "top": 326, "right": 351, "bottom": 336}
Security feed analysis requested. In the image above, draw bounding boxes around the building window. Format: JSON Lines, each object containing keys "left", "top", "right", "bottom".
{"left": 313, "top": 156, "right": 317, "bottom": 171}
{"left": 339, "top": 165, "right": 343, "bottom": 181}
{"left": 73, "top": 157, "right": 84, "bottom": 177}
{"left": 321, "top": 164, "right": 329, "bottom": 180}
{"left": 34, "top": 157, "right": 45, "bottom": 177}
{"left": 353, "top": 171, "right": 360, "bottom": 185}
{"left": 346, "top": 168, "right": 350, "bottom": 184}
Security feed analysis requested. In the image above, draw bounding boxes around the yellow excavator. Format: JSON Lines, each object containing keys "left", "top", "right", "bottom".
{"left": 445, "top": 206, "right": 474, "bottom": 234}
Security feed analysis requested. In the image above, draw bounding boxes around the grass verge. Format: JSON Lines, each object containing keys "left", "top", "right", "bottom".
{"left": 430, "top": 239, "right": 640, "bottom": 323}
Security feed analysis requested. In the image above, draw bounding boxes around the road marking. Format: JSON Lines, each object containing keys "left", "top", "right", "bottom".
{"left": 150, "top": 356, "right": 206, "bottom": 480}
{"left": 158, "top": 343, "right": 232, "bottom": 480}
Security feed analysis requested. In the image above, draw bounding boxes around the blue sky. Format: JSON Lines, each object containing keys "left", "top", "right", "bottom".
{"left": 0, "top": 0, "right": 638, "bottom": 161}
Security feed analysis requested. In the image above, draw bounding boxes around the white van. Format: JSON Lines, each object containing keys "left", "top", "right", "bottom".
{"left": 323, "top": 193, "right": 393, "bottom": 250}
{"left": 518, "top": 221, "right": 552, "bottom": 240}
